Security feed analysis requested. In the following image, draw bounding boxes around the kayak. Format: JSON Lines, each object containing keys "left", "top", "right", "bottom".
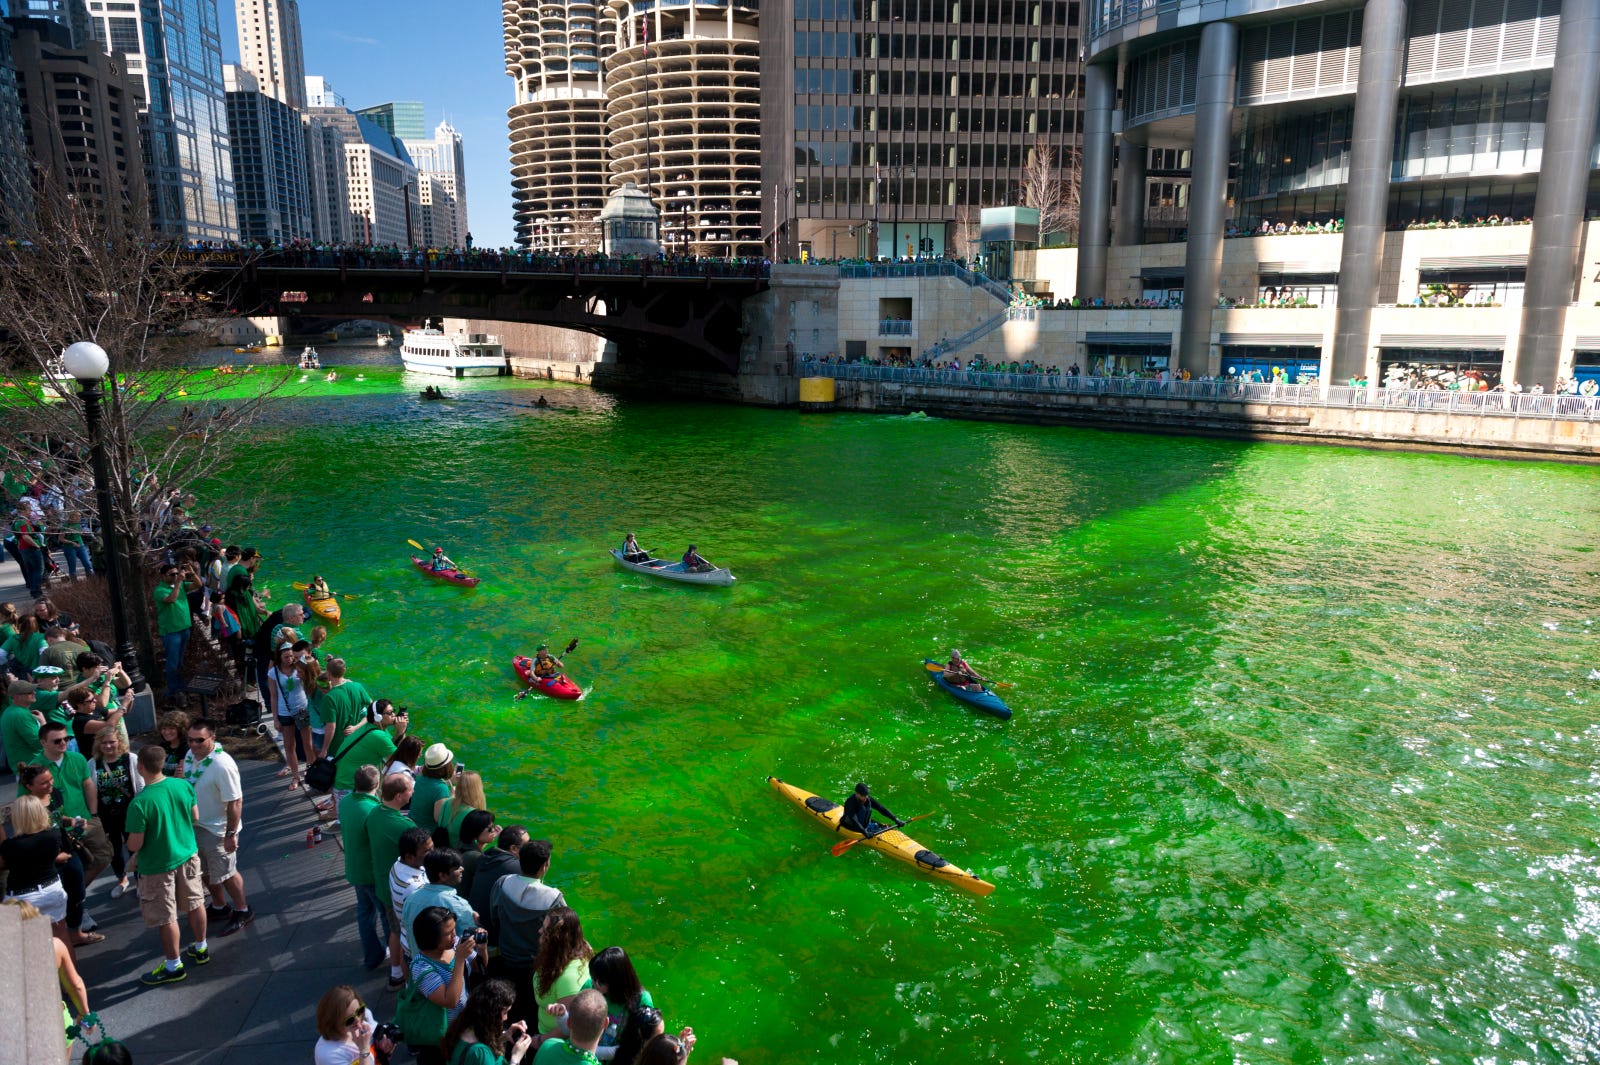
{"left": 304, "top": 592, "right": 341, "bottom": 624}
{"left": 923, "top": 659, "right": 1011, "bottom": 720}
{"left": 766, "top": 776, "right": 995, "bottom": 897}
{"left": 410, "top": 555, "right": 480, "bottom": 588}
{"left": 610, "top": 548, "right": 735, "bottom": 586}
{"left": 512, "top": 655, "right": 582, "bottom": 700}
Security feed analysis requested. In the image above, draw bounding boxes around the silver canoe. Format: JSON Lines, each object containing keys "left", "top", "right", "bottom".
{"left": 610, "top": 548, "right": 736, "bottom": 586}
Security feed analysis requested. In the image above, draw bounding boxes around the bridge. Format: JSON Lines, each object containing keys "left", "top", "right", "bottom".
{"left": 191, "top": 250, "right": 770, "bottom": 372}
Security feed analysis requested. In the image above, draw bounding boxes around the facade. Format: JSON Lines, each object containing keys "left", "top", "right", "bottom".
{"left": 9, "top": 15, "right": 147, "bottom": 221}
{"left": 303, "top": 109, "right": 353, "bottom": 242}
{"left": 91, "top": 0, "right": 236, "bottom": 240}
{"left": 761, "top": 0, "right": 1084, "bottom": 262}
{"left": 404, "top": 118, "right": 468, "bottom": 248}
{"left": 303, "top": 73, "right": 341, "bottom": 108}
{"left": 0, "top": 15, "right": 36, "bottom": 227}
{"left": 235, "top": 0, "right": 304, "bottom": 109}
{"left": 223, "top": 62, "right": 309, "bottom": 241}
{"left": 1078, "top": 0, "right": 1600, "bottom": 388}
{"left": 308, "top": 100, "right": 419, "bottom": 245}
{"left": 14, "top": 0, "right": 89, "bottom": 44}
{"left": 503, "top": 0, "right": 610, "bottom": 250}
{"left": 357, "top": 100, "right": 425, "bottom": 141}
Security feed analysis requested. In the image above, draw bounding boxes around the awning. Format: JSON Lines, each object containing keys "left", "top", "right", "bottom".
{"left": 1138, "top": 267, "right": 1185, "bottom": 282}
{"left": 1219, "top": 333, "right": 1323, "bottom": 346}
{"left": 1378, "top": 334, "right": 1505, "bottom": 350}
{"left": 1085, "top": 331, "right": 1173, "bottom": 347}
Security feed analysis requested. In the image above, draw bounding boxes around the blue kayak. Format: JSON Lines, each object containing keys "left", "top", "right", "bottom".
{"left": 922, "top": 658, "right": 1012, "bottom": 720}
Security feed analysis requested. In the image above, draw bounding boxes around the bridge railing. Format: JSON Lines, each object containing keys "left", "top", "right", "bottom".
{"left": 178, "top": 247, "right": 771, "bottom": 280}
{"left": 796, "top": 360, "right": 1600, "bottom": 422}
{"left": 836, "top": 260, "right": 1013, "bottom": 302}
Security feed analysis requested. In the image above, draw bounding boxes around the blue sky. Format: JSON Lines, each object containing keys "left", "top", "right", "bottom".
{"left": 219, "top": 1, "right": 517, "bottom": 247}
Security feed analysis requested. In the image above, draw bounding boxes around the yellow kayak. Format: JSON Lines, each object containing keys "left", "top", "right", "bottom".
{"left": 767, "top": 776, "right": 995, "bottom": 896}
{"left": 304, "top": 592, "right": 341, "bottom": 624}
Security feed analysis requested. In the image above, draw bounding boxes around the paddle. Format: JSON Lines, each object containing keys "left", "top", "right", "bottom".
{"left": 831, "top": 812, "right": 933, "bottom": 856}
{"left": 923, "top": 660, "right": 1010, "bottom": 689}
{"left": 410, "top": 539, "right": 467, "bottom": 576}
{"left": 292, "top": 581, "right": 357, "bottom": 601}
{"left": 514, "top": 638, "right": 582, "bottom": 700}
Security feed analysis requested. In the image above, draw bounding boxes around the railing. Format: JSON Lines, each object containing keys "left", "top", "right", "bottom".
{"left": 174, "top": 247, "right": 772, "bottom": 280}
{"left": 836, "top": 260, "right": 1013, "bottom": 304}
{"left": 797, "top": 360, "right": 1600, "bottom": 422}
{"left": 878, "top": 319, "right": 914, "bottom": 336}
{"left": 923, "top": 305, "right": 1035, "bottom": 360}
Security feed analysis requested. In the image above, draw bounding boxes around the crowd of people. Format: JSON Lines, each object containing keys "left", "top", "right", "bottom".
{"left": 1, "top": 459, "right": 726, "bottom": 1065}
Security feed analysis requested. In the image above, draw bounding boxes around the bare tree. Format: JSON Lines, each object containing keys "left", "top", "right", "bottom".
{"left": 0, "top": 176, "right": 288, "bottom": 671}
{"left": 1018, "top": 138, "right": 1081, "bottom": 242}
{"left": 951, "top": 206, "right": 981, "bottom": 263}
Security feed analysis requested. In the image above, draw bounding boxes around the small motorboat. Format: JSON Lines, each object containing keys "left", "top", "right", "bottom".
{"left": 609, "top": 547, "right": 735, "bottom": 586}
{"left": 922, "top": 659, "right": 1011, "bottom": 720}
{"left": 409, "top": 555, "right": 480, "bottom": 587}
{"left": 512, "top": 655, "right": 582, "bottom": 699}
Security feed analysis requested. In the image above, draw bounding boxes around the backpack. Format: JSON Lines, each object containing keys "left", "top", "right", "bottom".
{"left": 211, "top": 602, "right": 241, "bottom": 640}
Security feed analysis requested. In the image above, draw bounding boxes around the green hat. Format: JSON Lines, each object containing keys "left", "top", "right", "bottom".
{"left": 536, "top": 644, "right": 548, "bottom": 652}
{"left": 32, "top": 665, "right": 64, "bottom": 677}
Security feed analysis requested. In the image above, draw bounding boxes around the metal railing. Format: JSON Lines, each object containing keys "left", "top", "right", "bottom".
{"left": 836, "top": 260, "right": 1013, "bottom": 303}
{"left": 923, "top": 305, "right": 1036, "bottom": 360}
{"left": 797, "top": 360, "right": 1600, "bottom": 422}
{"left": 878, "top": 319, "right": 914, "bottom": 336}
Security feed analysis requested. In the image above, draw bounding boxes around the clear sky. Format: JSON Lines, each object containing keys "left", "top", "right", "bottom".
{"left": 219, "top": 1, "right": 517, "bottom": 247}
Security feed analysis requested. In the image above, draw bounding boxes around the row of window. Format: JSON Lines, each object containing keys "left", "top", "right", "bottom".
{"left": 792, "top": 30, "right": 1073, "bottom": 61}
{"left": 794, "top": 104, "right": 1073, "bottom": 133}
{"left": 794, "top": 0, "right": 1075, "bottom": 24}
{"left": 797, "top": 139, "right": 1059, "bottom": 167}
{"left": 795, "top": 174, "right": 1027, "bottom": 206}
{"left": 794, "top": 67, "right": 1079, "bottom": 98}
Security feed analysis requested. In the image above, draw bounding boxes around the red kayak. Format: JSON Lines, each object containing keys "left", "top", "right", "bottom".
{"left": 410, "top": 555, "right": 480, "bottom": 587}
{"left": 513, "top": 655, "right": 582, "bottom": 700}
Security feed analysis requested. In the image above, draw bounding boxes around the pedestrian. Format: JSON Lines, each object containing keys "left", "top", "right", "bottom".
{"left": 337, "top": 764, "right": 391, "bottom": 971}
{"left": 1, "top": 679, "right": 45, "bottom": 771}
{"left": 442, "top": 979, "right": 534, "bottom": 1065}
{"left": 152, "top": 561, "right": 201, "bottom": 702}
{"left": 0, "top": 795, "right": 72, "bottom": 929}
{"left": 366, "top": 772, "right": 419, "bottom": 990}
{"left": 533, "top": 988, "right": 608, "bottom": 1065}
{"left": 532, "top": 907, "right": 592, "bottom": 1035}
{"left": 91, "top": 727, "right": 142, "bottom": 899}
{"left": 313, "top": 984, "right": 380, "bottom": 1065}
{"left": 390, "top": 826, "right": 434, "bottom": 954}
{"left": 314, "top": 658, "right": 373, "bottom": 760}
{"left": 400, "top": 848, "right": 477, "bottom": 956}
{"left": 467, "top": 824, "right": 526, "bottom": 937}
{"left": 182, "top": 718, "right": 253, "bottom": 936}
{"left": 35, "top": 720, "right": 113, "bottom": 891}
{"left": 432, "top": 769, "right": 486, "bottom": 849}
{"left": 126, "top": 743, "right": 209, "bottom": 984}
{"left": 412, "top": 744, "right": 456, "bottom": 834}
{"left": 267, "top": 644, "right": 313, "bottom": 790}
{"left": 456, "top": 809, "right": 500, "bottom": 899}
{"left": 331, "top": 703, "right": 404, "bottom": 811}
{"left": 409, "top": 905, "right": 477, "bottom": 1060}
{"left": 489, "top": 839, "right": 565, "bottom": 1023}
{"left": 384, "top": 734, "right": 424, "bottom": 783}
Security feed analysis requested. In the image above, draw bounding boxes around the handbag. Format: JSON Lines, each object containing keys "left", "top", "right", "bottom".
{"left": 303, "top": 723, "right": 374, "bottom": 794}
{"left": 395, "top": 957, "right": 450, "bottom": 1048}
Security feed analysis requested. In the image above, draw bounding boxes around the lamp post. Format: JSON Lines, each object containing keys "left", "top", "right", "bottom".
{"left": 61, "top": 341, "right": 145, "bottom": 689}
{"left": 402, "top": 180, "right": 416, "bottom": 248}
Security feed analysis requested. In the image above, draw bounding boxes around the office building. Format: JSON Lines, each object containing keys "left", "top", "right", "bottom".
{"left": 224, "top": 62, "right": 309, "bottom": 241}
{"left": 1076, "top": 0, "right": 1600, "bottom": 388}
{"left": 307, "top": 95, "right": 420, "bottom": 245}
{"left": 9, "top": 15, "right": 146, "bottom": 221}
{"left": 357, "top": 99, "right": 425, "bottom": 141}
{"left": 304, "top": 73, "right": 341, "bottom": 108}
{"left": 234, "top": 0, "right": 304, "bottom": 108}
{"left": 503, "top": 0, "right": 609, "bottom": 249}
{"left": 14, "top": 0, "right": 88, "bottom": 44}
{"left": 303, "top": 109, "right": 353, "bottom": 242}
{"left": 404, "top": 118, "right": 468, "bottom": 248}
{"left": 0, "top": 15, "right": 34, "bottom": 228}
{"left": 91, "top": 0, "right": 236, "bottom": 240}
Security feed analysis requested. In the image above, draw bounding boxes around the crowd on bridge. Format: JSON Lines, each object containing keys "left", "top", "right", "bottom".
{"left": 2, "top": 458, "right": 731, "bottom": 1065}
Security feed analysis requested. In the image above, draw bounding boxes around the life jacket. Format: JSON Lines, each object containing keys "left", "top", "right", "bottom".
{"left": 533, "top": 657, "right": 556, "bottom": 678}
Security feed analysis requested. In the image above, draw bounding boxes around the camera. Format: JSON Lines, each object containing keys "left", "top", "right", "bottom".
{"left": 472, "top": 928, "right": 489, "bottom": 943}
{"left": 371, "top": 1022, "right": 403, "bottom": 1064}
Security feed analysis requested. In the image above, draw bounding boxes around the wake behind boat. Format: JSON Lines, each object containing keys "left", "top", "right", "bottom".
{"left": 610, "top": 547, "right": 735, "bottom": 586}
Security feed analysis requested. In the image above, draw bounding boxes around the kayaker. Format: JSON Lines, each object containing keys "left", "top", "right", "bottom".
{"left": 308, "top": 575, "right": 332, "bottom": 600}
{"left": 531, "top": 645, "right": 562, "bottom": 680}
{"left": 839, "top": 783, "right": 902, "bottom": 838}
{"left": 621, "top": 533, "right": 649, "bottom": 563}
{"left": 944, "top": 650, "right": 986, "bottom": 691}
{"left": 429, "top": 547, "right": 457, "bottom": 573}
{"left": 536, "top": 395, "right": 549, "bottom": 408}
{"left": 682, "top": 544, "right": 711, "bottom": 572}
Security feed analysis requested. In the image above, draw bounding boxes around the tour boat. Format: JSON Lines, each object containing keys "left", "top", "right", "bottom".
{"left": 400, "top": 329, "right": 509, "bottom": 378}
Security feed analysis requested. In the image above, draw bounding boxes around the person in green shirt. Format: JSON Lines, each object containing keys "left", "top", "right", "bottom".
{"left": 332, "top": 713, "right": 404, "bottom": 798}
{"left": 532, "top": 988, "right": 608, "bottom": 1065}
{"left": 126, "top": 744, "right": 208, "bottom": 986}
{"left": 35, "top": 722, "right": 94, "bottom": 819}
{"left": 366, "top": 773, "right": 416, "bottom": 989}
{"left": 30, "top": 666, "right": 71, "bottom": 729}
{"left": 316, "top": 658, "right": 374, "bottom": 759}
{"left": 412, "top": 743, "right": 457, "bottom": 833}
{"left": 339, "top": 765, "right": 392, "bottom": 972}
{"left": 1, "top": 679, "right": 45, "bottom": 771}
{"left": 2, "top": 615, "right": 46, "bottom": 675}
{"left": 153, "top": 560, "right": 201, "bottom": 700}
{"left": 442, "top": 980, "right": 535, "bottom": 1065}
{"left": 534, "top": 907, "right": 594, "bottom": 1035}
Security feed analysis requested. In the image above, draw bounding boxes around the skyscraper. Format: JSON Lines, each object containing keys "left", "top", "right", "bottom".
{"left": 403, "top": 118, "right": 468, "bottom": 248}
{"left": 234, "top": 0, "right": 305, "bottom": 109}
{"left": 91, "top": 0, "right": 236, "bottom": 240}
{"left": 307, "top": 95, "right": 419, "bottom": 245}
{"left": 224, "top": 62, "right": 309, "bottom": 241}
{"left": 357, "top": 100, "right": 426, "bottom": 141}
{"left": 14, "top": 0, "right": 89, "bottom": 45}
{"left": 0, "top": 13, "right": 35, "bottom": 229}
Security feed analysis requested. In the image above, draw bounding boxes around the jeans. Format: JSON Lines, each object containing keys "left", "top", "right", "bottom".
{"left": 16, "top": 546, "right": 45, "bottom": 597}
{"left": 160, "top": 627, "right": 191, "bottom": 698}
{"left": 61, "top": 851, "right": 86, "bottom": 930}
{"left": 100, "top": 803, "right": 130, "bottom": 879}
{"left": 353, "top": 882, "right": 392, "bottom": 970}
{"left": 61, "top": 543, "right": 92, "bottom": 578}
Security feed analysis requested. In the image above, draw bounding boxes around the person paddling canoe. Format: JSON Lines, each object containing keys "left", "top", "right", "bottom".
{"left": 839, "top": 783, "right": 902, "bottom": 838}
{"left": 944, "top": 649, "right": 986, "bottom": 691}
{"left": 682, "top": 544, "right": 711, "bottom": 572}
{"left": 621, "top": 532, "right": 649, "bottom": 563}
{"left": 531, "top": 643, "right": 564, "bottom": 680}
{"left": 428, "top": 546, "right": 457, "bottom": 573}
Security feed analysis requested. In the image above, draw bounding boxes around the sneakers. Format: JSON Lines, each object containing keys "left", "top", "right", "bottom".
{"left": 140, "top": 963, "right": 187, "bottom": 986}
{"left": 184, "top": 944, "right": 211, "bottom": 965}
{"left": 205, "top": 903, "right": 233, "bottom": 924}
{"left": 110, "top": 879, "right": 131, "bottom": 900}
{"left": 386, "top": 973, "right": 406, "bottom": 992}
{"left": 219, "top": 908, "right": 255, "bottom": 937}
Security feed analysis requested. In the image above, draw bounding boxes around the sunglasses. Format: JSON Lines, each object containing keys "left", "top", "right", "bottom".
{"left": 187, "top": 737, "right": 210, "bottom": 745}
{"left": 45, "top": 736, "right": 68, "bottom": 745}
{"left": 344, "top": 1003, "right": 366, "bottom": 1027}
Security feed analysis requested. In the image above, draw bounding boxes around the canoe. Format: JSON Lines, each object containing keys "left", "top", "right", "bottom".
{"left": 409, "top": 555, "right": 480, "bottom": 588}
{"left": 767, "top": 777, "right": 994, "bottom": 897}
{"left": 512, "top": 655, "right": 582, "bottom": 700}
{"left": 923, "top": 659, "right": 1011, "bottom": 720}
{"left": 609, "top": 547, "right": 735, "bottom": 586}
{"left": 304, "top": 592, "right": 341, "bottom": 624}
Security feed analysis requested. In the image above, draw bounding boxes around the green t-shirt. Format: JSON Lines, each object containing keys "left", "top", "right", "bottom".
{"left": 532, "top": 1040, "right": 600, "bottom": 1065}
{"left": 450, "top": 1040, "right": 510, "bottom": 1065}
{"left": 536, "top": 957, "right": 591, "bottom": 1034}
{"left": 34, "top": 690, "right": 69, "bottom": 728}
{"left": 338, "top": 791, "right": 381, "bottom": 886}
{"left": 366, "top": 804, "right": 415, "bottom": 907}
{"left": 1, "top": 702, "right": 44, "bottom": 769}
{"left": 42, "top": 751, "right": 93, "bottom": 819}
{"left": 153, "top": 582, "right": 191, "bottom": 636}
{"left": 1, "top": 632, "right": 45, "bottom": 673}
{"left": 437, "top": 799, "right": 478, "bottom": 848}
{"left": 320, "top": 681, "right": 374, "bottom": 752}
{"left": 334, "top": 726, "right": 397, "bottom": 792}
{"left": 126, "top": 776, "right": 198, "bottom": 875}
{"left": 410, "top": 774, "right": 451, "bottom": 832}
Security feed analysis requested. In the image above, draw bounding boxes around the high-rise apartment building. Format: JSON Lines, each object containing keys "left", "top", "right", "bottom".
{"left": 357, "top": 100, "right": 426, "bottom": 141}
{"left": 224, "top": 62, "right": 309, "bottom": 241}
{"left": 9, "top": 15, "right": 147, "bottom": 220}
{"left": 404, "top": 118, "right": 468, "bottom": 248}
{"left": 91, "top": 0, "right": 236, "bottom": 240}
{"left": 234, "top": 0, "right": 304, "bottom": 108}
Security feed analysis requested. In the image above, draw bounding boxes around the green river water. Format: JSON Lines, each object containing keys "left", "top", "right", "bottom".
{"left": 221, "top": 345, "right": 1600, "bottom": 1063}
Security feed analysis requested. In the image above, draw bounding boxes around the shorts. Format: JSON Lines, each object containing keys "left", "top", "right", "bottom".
{"left": 9, "top": 878, "right": 67, "bottom": 922}
{"left": 277, "top": 708, "right": 310, "bottom": 729}
{"left": 138, "top": 853, "right": 205, "bottom": 927}
{"left": 73, "top": 816, "right": 113, "bottom": 870}
{"left": 195, "top": 826, "right": 239, "bottom": 885}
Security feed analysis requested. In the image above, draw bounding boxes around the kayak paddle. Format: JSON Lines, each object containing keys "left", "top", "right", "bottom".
{"left": 293, "top": 580, "right": 357, "bottom": 601}
{"left": 407, "top": 538, "right": 426, "bottom": 551}
{"left": 923, "top": 660, "right": 1009, "bottom": 689}
{"left": 831, "top": 812, "right": 933, "bottom": 856}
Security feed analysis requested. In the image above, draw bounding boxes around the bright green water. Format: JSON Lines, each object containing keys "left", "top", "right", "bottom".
{"left": 238, "top": 366, "right": 1600, "bottom": 1064}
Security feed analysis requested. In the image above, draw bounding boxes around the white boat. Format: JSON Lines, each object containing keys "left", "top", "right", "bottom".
{"left": 400, "top": 329, "right": 508, "bottom": 378}
{"left": 610, "top": 547, "right": 736, "bottom": 586}
{"left": 297, "top": 346, "right": 322, "bottom": 369}
{"left": 375, "top": 332, "right": 393, "bottom": 347}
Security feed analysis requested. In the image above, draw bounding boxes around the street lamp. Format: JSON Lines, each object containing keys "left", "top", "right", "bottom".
{"left": 61, "top": 341, "right": 145, "bottom": 689}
